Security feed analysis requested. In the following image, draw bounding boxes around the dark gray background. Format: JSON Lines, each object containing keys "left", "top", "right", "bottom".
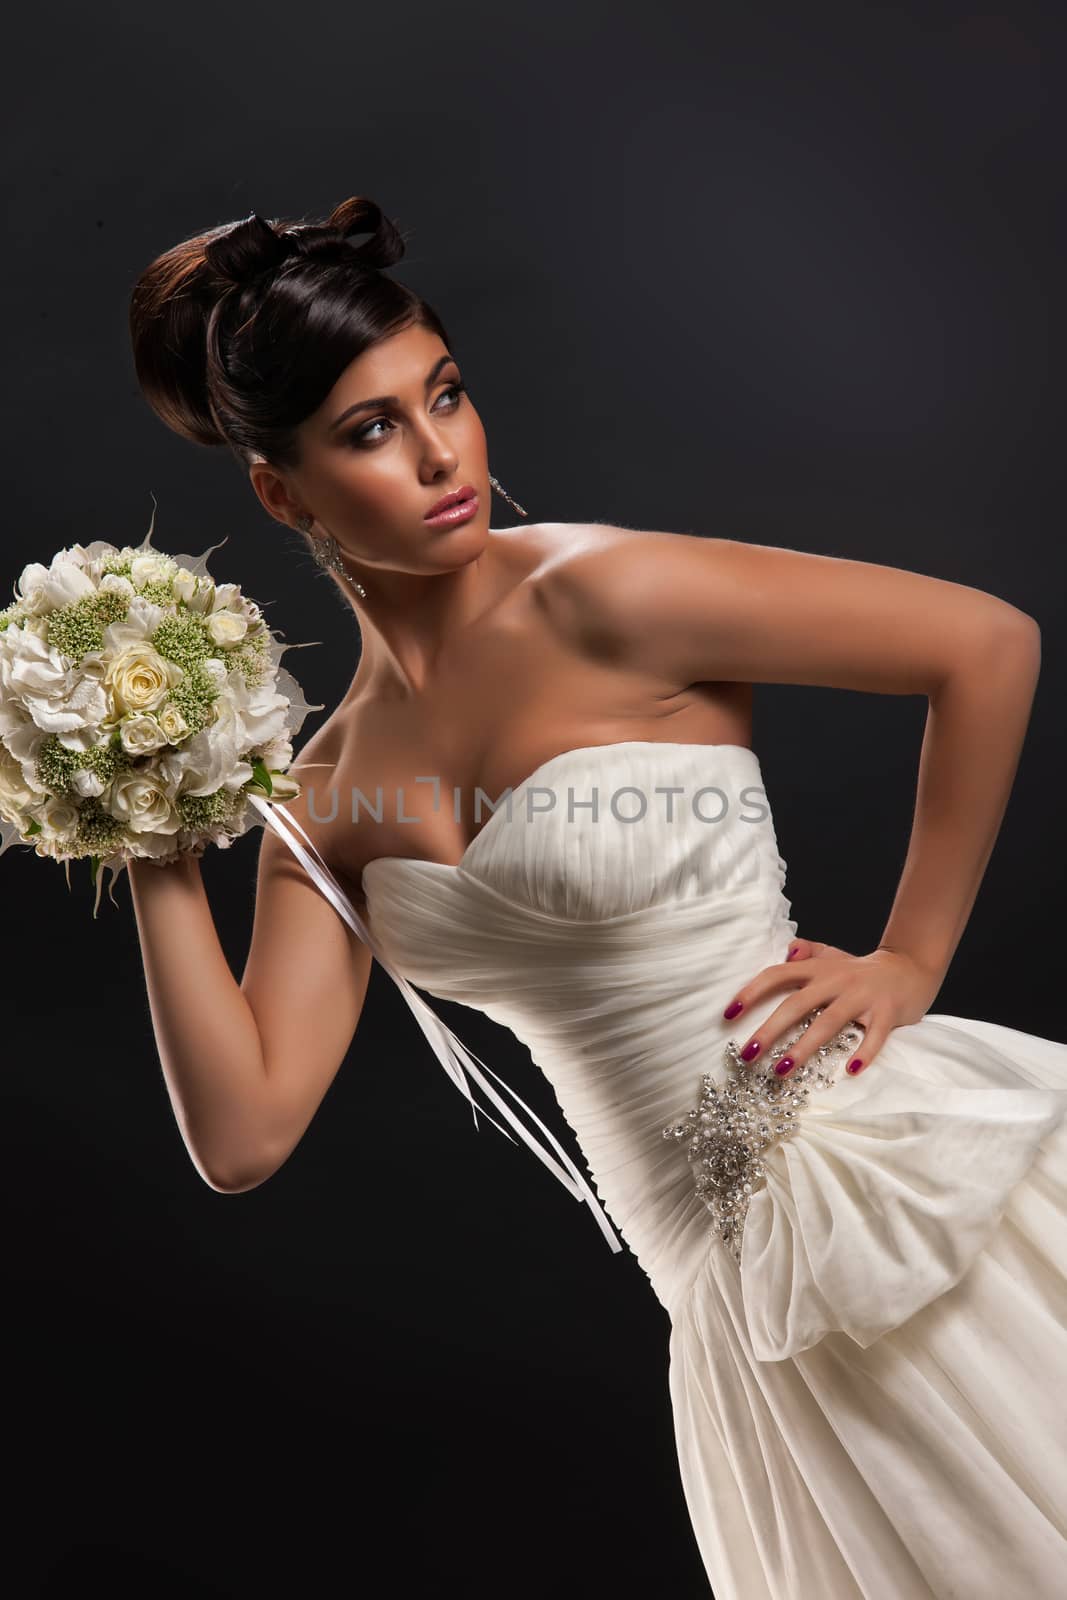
{"left": 2, "top": 3, "right": 1063, "bottom": 1594}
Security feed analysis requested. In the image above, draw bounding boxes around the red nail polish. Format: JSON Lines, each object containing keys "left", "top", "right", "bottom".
{"left": 786, "top": 948, "right": 798, "bottom": 961}
{"left": 723, "top": 1000, "right": 744, "bottom": 1020}
{"left": 740, "top": 1040, "right": 761, "bottom": 1061}
{"left": 846, "top": 1058, "right": 864, "bottom": 1074}
{"left": 775, "top": 1056, "right": 794, "bottom": 1075}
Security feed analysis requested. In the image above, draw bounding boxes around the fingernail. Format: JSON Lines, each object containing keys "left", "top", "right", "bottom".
{"left": 775, "top": 1056, "right": 794, "bottom": 1075}
{"left": 846, "top": 1058, "right": 864, "bottom": 1074}
{"left": 740, "top": 1040, "right": 762, "bottom": 1062}
{"left": 786, "top": 947, "right": 798, "bottom": 961}
{"left": 723, "top": 1000, "right": 744, "bottom": 1019}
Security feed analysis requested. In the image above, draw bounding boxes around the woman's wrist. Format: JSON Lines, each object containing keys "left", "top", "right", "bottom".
{"left": 127, "top": 850, "right": 203, "bottom": 894}
{"left": 875, "top": 941, "right": 947, "bottom": 991}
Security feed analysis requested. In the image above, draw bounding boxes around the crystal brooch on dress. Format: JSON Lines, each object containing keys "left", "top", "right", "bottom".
{"left": 661, "top": 1006, "right": 865, "bottom": 1264}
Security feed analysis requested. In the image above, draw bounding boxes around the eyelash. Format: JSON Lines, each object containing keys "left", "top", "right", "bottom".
{"left": 347, "top": 381, "right": 467, "bottom": 447}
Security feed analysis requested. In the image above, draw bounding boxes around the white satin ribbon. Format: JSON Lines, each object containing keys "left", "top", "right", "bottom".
{"left": 248, "top": 794, "right": 624, "bottom": 1255}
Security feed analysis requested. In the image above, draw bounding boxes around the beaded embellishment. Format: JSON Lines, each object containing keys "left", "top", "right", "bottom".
{"left": 662, "top": 1006, "right": 866, "bottom": 1263}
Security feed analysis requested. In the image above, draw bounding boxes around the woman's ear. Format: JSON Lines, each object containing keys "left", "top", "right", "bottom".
{"left": 247, "top": 460, "right": 301, "bottom": 530}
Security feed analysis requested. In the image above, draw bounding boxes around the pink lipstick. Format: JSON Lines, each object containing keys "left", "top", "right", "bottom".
{"left": 424, "top": 486, "right": 479, "bottom": 526}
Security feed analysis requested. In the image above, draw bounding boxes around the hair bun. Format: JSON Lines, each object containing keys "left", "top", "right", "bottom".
{"left": 129, "top": 192, "right": 431, "bottom": 460}
{"left": 200, "top": 199, "right": 405, "bottom": 291}
{"left": 202, "top": 211, "right": 293, "bottom": 286}
{"left": 331, "top": 194, "right": 407, "bottom": 269}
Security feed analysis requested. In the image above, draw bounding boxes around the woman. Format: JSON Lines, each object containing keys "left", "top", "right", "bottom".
{"left": 127, "top": 194, "right": 1067, "bottom": 1598}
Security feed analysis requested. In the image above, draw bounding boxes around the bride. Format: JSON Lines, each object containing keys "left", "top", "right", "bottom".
{"left": 126, "top": 194, "right": 1067, "bottom": 1598}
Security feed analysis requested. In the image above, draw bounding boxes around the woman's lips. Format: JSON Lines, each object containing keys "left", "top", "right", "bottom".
{"left": 423, "top": 491, "right": 479, "bottom": 527}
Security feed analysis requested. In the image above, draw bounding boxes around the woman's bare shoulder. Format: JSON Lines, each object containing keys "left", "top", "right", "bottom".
{"left": 275, "top": 520, "right": 637, "bottom": 813}
{"left": 526, "top": 519, "right": 635, "bottom": 563}
{"left": 483, "top": 518, "right": 611, "bottom": 579}
{"left": 527, "top": 520, "right": 662, "bottom": 636}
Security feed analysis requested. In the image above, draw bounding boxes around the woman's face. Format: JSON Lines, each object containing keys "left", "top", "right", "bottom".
{"left": 252, "top": 322, "right": 491, "bottom": 580}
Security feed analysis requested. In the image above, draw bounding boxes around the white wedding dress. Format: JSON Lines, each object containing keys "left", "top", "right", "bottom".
{"left": 253, "top": 740, "right": 1067, "bottom": 1599}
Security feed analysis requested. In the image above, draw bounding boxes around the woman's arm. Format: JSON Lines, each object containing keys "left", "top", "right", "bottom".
{"left": 875, "top": 624, "right": 1040, "bottom": 980}
{"left": 129, "top": 853, "right": 264, "bottom": 1190}
{"left": 128, "top": 786, "right": 372, "bottom": 1193}
{"left": 548, "top": 524, "right": 1041, "bottom": 991}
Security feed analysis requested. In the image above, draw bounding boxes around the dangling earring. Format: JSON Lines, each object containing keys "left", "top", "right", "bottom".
{"left": 489, "top": 473, "right": 528, "bottom": 517}
{"left": 297, "top": 515, "right": 367, "bottom": 600}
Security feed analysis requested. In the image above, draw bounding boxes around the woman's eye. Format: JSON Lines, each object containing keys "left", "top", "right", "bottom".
{"left": 352, "top": 418, "right": 391, "bottom": 445}
{"left": 347, "top": 382, "right": 466, "bottom": 447}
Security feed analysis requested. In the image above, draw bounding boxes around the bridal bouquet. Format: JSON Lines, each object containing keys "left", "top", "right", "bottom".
{"left": 0, "top": 512, "right": 322, "bottom": 914}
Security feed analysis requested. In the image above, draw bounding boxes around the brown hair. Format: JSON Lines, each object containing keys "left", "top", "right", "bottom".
{"left": 128, "top": 194, "right": 451, "bottom": 470}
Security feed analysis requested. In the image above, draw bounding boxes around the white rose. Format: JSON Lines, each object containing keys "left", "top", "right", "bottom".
{"left": 119, "top": 714, "right": 168, "bottom": 756}
{"left": 40, "top": 796, "right": 79, "bottom": 840}
{"left": 99, "top": 573, "right": 136, "bottom": 600}
{"left": 106, "top": 771, "right": 181, "bottom": 834}
{"left": 129, "top": 552, "right": 176, "bottom": 587}
{"left": 157, "top": 702, "right": 189, "bottom": 743}
{"left": 171, "top": 568, "right": 199, "bottom": 604}
{"left": 211, "top": 582, "right": 241, "bottom": 613}
{"left": 105, "top": 643, "right": 184, "bottom": 716}
{"left": 17, "top": 556, "right": 97, "bottom": 614}
{"left": 202, "top": 657, "right": 228, "bottom": 688}
{"left": 14, "top": 562, "right": 54, "bottom": 616}
{"left": 72, "top": 768, "right": 106, "bottom": 798}
{"left": 206, "top": 609, "right": 248, "bottom": 646}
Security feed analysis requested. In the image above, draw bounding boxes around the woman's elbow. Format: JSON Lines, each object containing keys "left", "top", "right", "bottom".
{"left": 998, "top": 608, "right": 1041, "bottom": 674}
{"left": 961, "top": 604, "right": 1040, "bottom": 676}
{"left": 193, "top": 1138, "right": 278, "bottom": 1195}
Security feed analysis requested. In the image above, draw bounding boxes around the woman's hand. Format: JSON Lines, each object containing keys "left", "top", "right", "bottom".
{"left": 721, "top": 935, "right": 943, "bottom": 1078}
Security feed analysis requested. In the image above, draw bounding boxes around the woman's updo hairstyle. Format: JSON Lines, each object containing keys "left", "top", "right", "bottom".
{"left": 129, "top": 194, "right": 451, "bottom": 470}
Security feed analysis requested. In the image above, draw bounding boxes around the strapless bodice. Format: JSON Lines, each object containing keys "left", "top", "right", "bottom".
{"left": 360, "top": 740, "right": 783, "bottom": 928}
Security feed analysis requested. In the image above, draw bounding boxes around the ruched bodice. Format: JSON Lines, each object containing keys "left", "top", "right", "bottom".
{"left": 358, "top": 743, "right": 805, "bottom": 1310}
{"left": 252, "top": 739, "right": 1067, "bottom": 1598}
{"left": 363, "top": 740, "right": 789, "bottom": 925}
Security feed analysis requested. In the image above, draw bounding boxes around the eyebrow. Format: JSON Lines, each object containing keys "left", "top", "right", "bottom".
{"left": 329, "top": 353, "right": 458, "bottom": 431}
